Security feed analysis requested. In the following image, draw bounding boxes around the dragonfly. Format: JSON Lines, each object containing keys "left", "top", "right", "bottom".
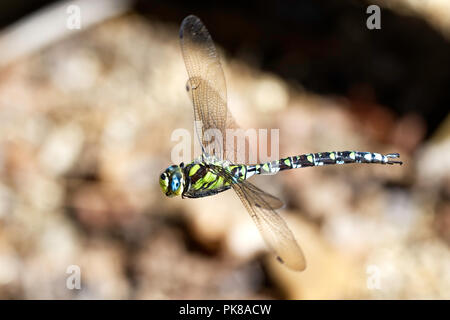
{"left": 159, "top": 15, "right": 402, "bottom": 271}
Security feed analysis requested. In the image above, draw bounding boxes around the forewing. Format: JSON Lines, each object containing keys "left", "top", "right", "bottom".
{"left": 179, "top": 15, "right": 239, "bottom": 161}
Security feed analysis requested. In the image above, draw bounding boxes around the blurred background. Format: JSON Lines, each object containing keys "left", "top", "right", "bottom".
{"left": 0, "top": 0, "right": 449, "bottom": 299}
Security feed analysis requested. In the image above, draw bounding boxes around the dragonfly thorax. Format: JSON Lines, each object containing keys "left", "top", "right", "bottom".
{"left": 159, "top": 163, "right": 185, "bottom": 197}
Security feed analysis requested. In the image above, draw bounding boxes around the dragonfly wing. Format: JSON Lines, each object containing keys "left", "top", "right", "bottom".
{"left": 233, "top": 180, "right": 306, "bottom": 271}
{"left": 234, "top": 179, "right": 285, "bottom": 210}
{"left": 213, "top": 167, "right": 306, "bottom": 271}
{"left": 179, "top": 15, "right": 239, "bottom": 161}
{"left": 180, "top": 16, "right": 305, "bottom": 270}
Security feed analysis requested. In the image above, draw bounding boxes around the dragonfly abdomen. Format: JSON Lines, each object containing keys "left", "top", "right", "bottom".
{"left": 246, "top": 151, "right": 402, "bottom": 176}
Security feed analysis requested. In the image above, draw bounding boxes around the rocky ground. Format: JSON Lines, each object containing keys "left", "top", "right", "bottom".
{"left": 0, "top": 10, "right": 448, "bottom": 299}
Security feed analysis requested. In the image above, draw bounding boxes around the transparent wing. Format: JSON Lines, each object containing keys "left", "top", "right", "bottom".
{"left": 180, "top": 16, "right": 306, "bottom": 270}
{"left": 234, "top": 179, "right": 285, "bottom": 210}
{"left": 179, "top": 15, "right": 239, "bottom": 161}
{"left": 233, "top": 181, "right": 306, "bottom": 271}
{"left": 214, "top": 167, "right": 306, "bottom": 271}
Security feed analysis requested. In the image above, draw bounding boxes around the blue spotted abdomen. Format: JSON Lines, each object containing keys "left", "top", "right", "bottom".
{"left": 245, "top": 151, "right": 402, "bottom": 177}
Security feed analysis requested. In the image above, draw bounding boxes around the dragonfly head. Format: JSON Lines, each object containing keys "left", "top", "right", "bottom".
{"left": 159, "top": 163, "right": 185, "bottom": 197}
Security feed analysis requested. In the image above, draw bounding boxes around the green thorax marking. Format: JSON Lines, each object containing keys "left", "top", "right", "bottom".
{"left": 185, "top": 159, "right": 247, "bottom": 194}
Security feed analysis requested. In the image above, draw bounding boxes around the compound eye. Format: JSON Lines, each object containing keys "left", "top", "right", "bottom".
{"left": 171, "top": 177, "right": 180, "bottom": 191}
{"left": 160, "top": 173, "right": 166, "bottom": 180}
